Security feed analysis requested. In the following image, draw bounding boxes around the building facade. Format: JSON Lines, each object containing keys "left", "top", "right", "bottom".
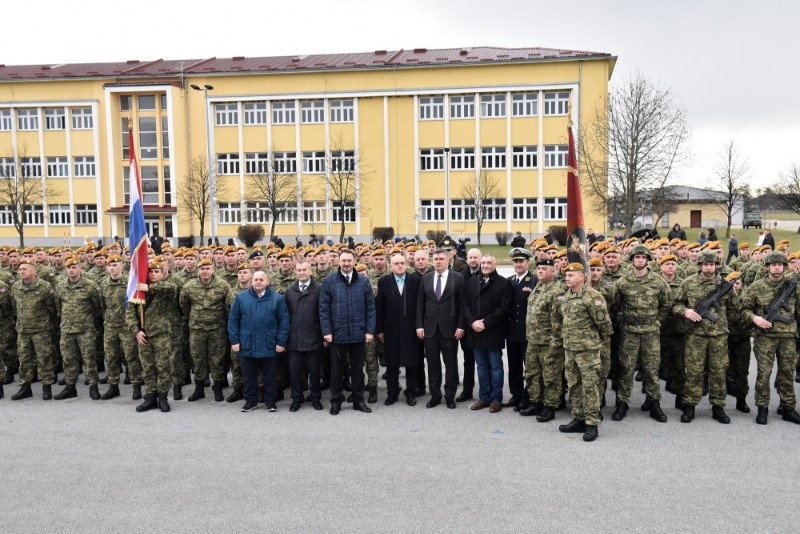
{"left": 0, "top": 46, "right": 616, "bottom": 245}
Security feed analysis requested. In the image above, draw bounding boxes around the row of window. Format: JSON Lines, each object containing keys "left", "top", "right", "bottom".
{"left": 119, "top": 94, "right": 168, "bottom": 113}
{"left": 121, "top": 117, "right": 169, "bottom": 161}
{"left": 419, "top": 197, "right": 567, "bottom": 222}
{"left": 216, "top": 151, "right": 354, "bottom": 176}
{"left": 0, "top": 156, "right": 96, "bottom": 178}
{"left": 420, "top": 91, "right": 570, "bottom": 121}
{"left": 420, "top": 145, "right": 568, "bottom": 171}
{"left": 122, "top": 166, "right": 171, "bottom": 205}
{"left": 217, "top": 201, "right": 355, "bottom": 224}
{"left": 0, "top": 204, "right": 98, "bottom": 226}
{"left": 215, "top": 99, "right": 355, "bottom": 127}
{"left": 0, "top": 107, "right": 94, "bottom": 132}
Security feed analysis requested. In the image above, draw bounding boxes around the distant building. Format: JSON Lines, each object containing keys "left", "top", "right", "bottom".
{"left": 637, "top": 185, "right": 744, "bottom": 230}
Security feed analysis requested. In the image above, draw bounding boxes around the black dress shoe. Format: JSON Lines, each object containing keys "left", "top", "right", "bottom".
{"left": 649, "top": 401, "right": 667, "bottom": 423}
{"left": 735, "top": 397, "right": 750, "bottom": 413}
{"left": 353, "top": 401, "right": 372, "bottom": 413}
{"left": 712, "top": 406, "right": 730, "bottom": 424}
{"left": 502, "top": 396, "right": 520, "bottom": 408}
{"left": 756, "top": 407, "right": 768, "bottom": 425}
{"left": 426, "top": 398, "right": 441, "bottom": 408}
{"left": 583, "top": 425, "right": 598, "bottom": 442}
{"left": 384, "top": 396, "right": 397, "bottom": 406}
{"left": 519, "top": 402, "right": 543, "bottom": 417}
{"left": 446, "top": 398, "right": 456, "bottom": 409}
{"left": 330, "top": 403, "right": 341, "bottom": 415}
{"left": 559, "top": 418, "right": 586, "bottom": 433}
{"left": 406, "top": 396, "right": 417, "bottom": 407}
{"left": 312, "top": 400, "right": 324, "bottom": 410}
{"left": 680, "top": 406, "right": 695, "bottom": 423}
{"left": 455, "top": 391, "right": 473, "bottom": 403}
{"left": 289, "top": 401, "right": 301, "bottom": 412}
{"left": 612, "top": 403, "right": 628, "bottom": 421}
{"left": 536, "top": 407, "right": 555, "bottom": 422}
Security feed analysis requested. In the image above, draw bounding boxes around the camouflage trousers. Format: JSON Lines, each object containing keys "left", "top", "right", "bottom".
{"left": 565, "top": 349, "right": 602, "bottom": 427}
{"left": 18, "top": 331, "right": 55, "bottom": 386}
{"left": 0, "top": 324, "right": 17, "bottom": 377}
{"left": 230, "top": 349, "right": 243, "bottom": 390}
{"left": 62, "top": 330, "right": 98, "bottom": 386}
{"left": 138, "top": 330, "right": 172, "bottom": 395}
{"left": 661, "top": 333, "right": 686, "bottom": 397}
{"left": 104, "top": 328, "right": 141, "bottom": 386}
{"left": 524, "top": 343, "right": 563, "bottom": 408}
{"left": 726, "top": 335, "right": 752, "bottom": 399}
{"left": 618, "top": 331, "right": 662, "bottom": 403}
{"left": 364, "top": 339, "right": 382, "bottom": 388}
{"left": 598, "top": 338, "right": 611, "bottom": 397}
{"left": 170, "top": 323, "right": 185, "bottom": 387}
{"left": 683, "top": 334, "right": 728, "bottom": 407}
{"left": 189, "top": 326, "right": 228, "bottom": 382}
{"left": 753, "top": 336, "right": 798, "bottom": 409}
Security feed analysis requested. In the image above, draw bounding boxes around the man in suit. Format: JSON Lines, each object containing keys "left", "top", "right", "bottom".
{"left": 416, "top": 249, "right": 466, "bottom": 409}
{"left": 456, "top": 247, "right": 482, "bottom": 402}
{"left": 506, "top": 248, "right": 537, "bottom": 411}
{"left": 375, "top": 252, "right": 423, "bottom": 406}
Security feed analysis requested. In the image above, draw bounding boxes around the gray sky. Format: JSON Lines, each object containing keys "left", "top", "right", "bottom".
{"left": 4, "top": 0, "right": 798, "bottom": 191}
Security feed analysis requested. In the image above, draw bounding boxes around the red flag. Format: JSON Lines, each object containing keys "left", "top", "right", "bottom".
{"left": 566, "top": 106, "right": 588, "bottom": 267}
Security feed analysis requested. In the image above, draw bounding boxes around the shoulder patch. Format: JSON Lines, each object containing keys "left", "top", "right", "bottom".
{"left": 594, "top": 299, "right": 604, "bottom": 306}
{"left": 0, "top": 288, "right": 5, "bottom": 293}
{"left": 556, "top": 294, "right": 565, "bottom": 301}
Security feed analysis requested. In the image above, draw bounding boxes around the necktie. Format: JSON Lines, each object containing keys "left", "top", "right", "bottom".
{"left": 300, "top": 283, "right": 307, "bottom": 293}
{"left": 397, "top": 278, "right": 404, "bottom": 295}
{"left": 435, "top": 274, "right": 442, "bottom": 301}
{"left": 345, "top": 275, "right": 350, "bottom": 284}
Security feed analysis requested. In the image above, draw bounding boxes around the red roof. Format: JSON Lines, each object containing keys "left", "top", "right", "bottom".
{"left": 0, "top": 46, "right": 613, "bottom": 81}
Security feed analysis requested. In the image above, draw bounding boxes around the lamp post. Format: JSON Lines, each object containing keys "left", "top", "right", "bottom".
{"left": 443, "top": 147, "right": 451, "bottom": 235}
{"left": 190, "top": 84, "right": 216, "bottom": 242}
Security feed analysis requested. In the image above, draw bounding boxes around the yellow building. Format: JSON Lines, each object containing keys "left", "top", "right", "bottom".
{"left": 0, "top": 46, "right": 616, "bottom": 245}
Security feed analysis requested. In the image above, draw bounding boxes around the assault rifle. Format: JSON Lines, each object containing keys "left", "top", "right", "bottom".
{"left": 759, "top": 277, "right": 800, "bottom": 333}
{"left": 684, "top": 279, "right": 734, "bottom": 329}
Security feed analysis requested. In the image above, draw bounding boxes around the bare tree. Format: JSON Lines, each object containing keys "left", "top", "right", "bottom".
{"left": 459, "top": 170, "right": 501, "bottom": 245}
{"left": 579, "top": 71, "right": 690, "bottom": 236}
{"left": 326, "top": 135, "right": 369, "bottom": 243}
{"left": 647, "top": 186, "right": 683, "bottom": 230}
{"left": 246, "top": 151, "right": 298, "bottom": 241}
{"left": 177, "top": 154, "right": 226, "bottom": 245}
{"left": 0, "top": 149, "right": 59, "bottom": 247}
{"left": 773, "top": 162, "right": 800, "bottom": 216}
{"left": 708, "top": 140, "right": 750, "bottom": 238}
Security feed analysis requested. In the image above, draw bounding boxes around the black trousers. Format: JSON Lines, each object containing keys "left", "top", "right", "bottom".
{"left": 330, "top": 342, "right": 365, "bottom": 404}
{"left": 424, "top": 334, "right": 459, "bottom": 401}
{"left": 289, "top": 350, "right": 321, "bottom": 402}
{"left": 460, "top": 341, "right": 475, "bottom": 392}
{"left": 240, "top": 356, "right": 277, "bottom": 405}
{"left": 506, "top": 340, "right": 528, "bottom": 400}
{"left": 386, "top": 365, "right": 418, "bottom": 399}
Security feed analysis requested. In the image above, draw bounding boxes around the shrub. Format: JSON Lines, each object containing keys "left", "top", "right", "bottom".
{"left": 372, "top": 227, "right": 395, "bottom": 243}
{"left": 237, "top": 225, "right": 265, "bottom": 248}
{"left": 495, "top": 231, "right": 513, "bottom": 246}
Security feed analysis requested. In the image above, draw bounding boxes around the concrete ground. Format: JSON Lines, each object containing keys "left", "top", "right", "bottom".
{"left": 1, "top": 352, "right": 798, "bottom": 534}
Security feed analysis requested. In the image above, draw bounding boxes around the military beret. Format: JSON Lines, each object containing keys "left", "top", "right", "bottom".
{"left": 669, "top": 238, "right": 681, "bottom": 246}
{"left": 94, "top": 249, "right": 107, "bottom": 258}
{"left": 148, "top": 261, "right": 163, "bottom": 270}
{"left": 86, "top": 245, "right": 96, "bottom": 252}
{"left": 355, "top": 242, "right": 365, "bottom": 249}
{"left": 509, "top": 247, "right": 533, "bottom": 261}
{"left": 725, "top": 271, "right": 741, "bottom": 282}
{"left": 0, "top": 245, "right": 9, "bottom": 252}
{"left": 406, "top": 246, "right": 419, "bottom": 253}
{"left": 8, "top": 247, "right": 19, "bottom": 254}
{"left": 197, "top": 259, "right": 213, "bottom": 268}
{"left": 655, "top": 238, "right": 670, "bottom": 248}
{"left": 674, "top": 242, "right": 687, "bottom": 251}
{"left": 563, "top": 262, "right": 586, "bottom": 272}
{"left": 50, "top": 247, "right": 63, "bottom": 255}
{"left": 198, "top": 246, "right": 211, "bottom": 253}
{"left": 658, "top": 254, "right": 678, "bottom": 265}
{"left": 554, "top": 249, "right": 567, "bottom": 259}
{"left": 588, "top": 258, "right": 603, "bottom": 267}
{"left": 237, "top": 262, "right": 252, "bottom": 271}
{"left": 779, "top": 239, "right": 790, "bottom": 246}
{"left": 65, "top": 257, "right": 80, "bottom": 267}
{"left": 354, "top": 263, "right": 367, "bottom": 272}
{"left": 161, "top": 247, "right": 173, "bottom": 254}
{"left": 686, "top": 243, "right": 700, "bottom": 251}
{"left": 183, "top": 250, "right": 197, "bottom": 258}
{"left": 249, "top": 250, "right": 264, "bottom": 259}
{"left": 106, "top": 255, "right": 122, "bottom": 264}
{"left": 146, "top": 248, "right": 155, "bottom": 255}
{"left": 595, "top": 242, "right": 609, "bottom": 252}
{"left": 265, "top": 242, "right": 275, "bottom": 249}
{"left": 18, "top": 259, "right": 35, "bottom": 266}
{"left": 603, "top": 247, "right": 621, "bottom": 256}
{"left": 236, "top": 245, "right": 247, "bottom": 252}
{"left": 544, "top": 244, "right": 558, "bottom": 252}
{"left": 536, "top": 258, "right": 555, "bottom": 267}
{"left": 705, "top": 241, "right": 721, "bottom": 250}
{"left": 277, "top": 249, "right": 294, "bottom": 259}
{"left": 371, "top": 247, "right": 386, "bottom": 257}
{"left": 22, "top": 246, "right": 37, "bottom": 255}
{"left": 223, "top": 245, "right": 237, "bottom": 255}
{"left": 173, "top": 250, "right": 185, "bottom": 258}
{"left": 389, "top": 246, "right": 404, "bottom": 256}
{"left": 759, "top": 244, "right": 773, "bottom": 252}
{"left": 154, "top": 255, "right": 166, "bottom": 263}
{"left": 738, "top": 242, "right": 750, "bottom": 250}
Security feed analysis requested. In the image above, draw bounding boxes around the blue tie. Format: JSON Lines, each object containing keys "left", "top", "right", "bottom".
{"left": 435, "top": 274, "right": 442, "bottom": 301}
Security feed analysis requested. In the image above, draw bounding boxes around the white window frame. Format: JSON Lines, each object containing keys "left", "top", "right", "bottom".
{"left": 450, "top": 148, "right": 475, "bottom": 170}
{"left": 301, "top": 100, "right": 325, "bottom": 124}
{"left": 544, "top": 145, "right": 568, "bottom": 168}
{"left": 451, "top": 199, "right": 475, "bottom": 221}
{"left": 302, "top": 200, "right": 327, "bottom": 223}
{"left": 331, "top": 201, "right": 356, "bottom": 223}
{"left": 273, "top": 152, "right": 297, "bottom": 174}
{"left": 0, "top": 158, "right": 15, "bottom": 178}
{"left": 543, "top": 197, "right": 568, "bottom": 220}
{"left": 217, "top": 153, "right": 240, "bottom": 175}
{"left": 330, "top": 151, "right": 355, "bottom": 173}
{"left": 161, "top": 116, "right": 169, "bottom": 159}
{"left": 75, "top": 204, "right": 98, "bottom": 226}
{"left": 49, "top": 204, "right": 71, "bottom": 226}
{"left": 544, "top": 91, "right": 570, "bottom": 116}
{"left": 450, "top": 95, "right": 475, "bottom": 119}
{"left": 245, "top": 202, "right": 269, "bottom": 223}
{"left": 482, "top": 198, "right": 507, "bottom": 221}
{"left": 243, "top": 102, "right": 268, "bottom": 125}
{"left": 512, "top": 198, "right": 538, "bottom": 221}
{"left": 420, "top": 148, "right": 444, "bottom": 171}
{"left": 302, "top": 151, "right": 326, "bottom": 174}
{"left": 272, "top": 101, "right": 295, "bottom": 124}
{"left": 512, "top": 146, "right": 538, "bottom": 169}
{"left": 245, "top": 152, "right": 269, "bottom": 175}
{"left": 20, "top": 157, "right": 42, "bottom": 178}
{"left": 218, "top": 202, "right": 242, "bottom": 224}
{"left": 44, "top": 108, "right": 66, "bottom": 130}
{"left": 71, "top": 107, "right": 93, "bottom": 130}
{"left": 511, "top": 93, "right": 538, "bottom": 117}
{"left": 215, "top": 103, "right": 239, "bottom": 126}
{"left": 481, "top": 147, "right": 506, "bottom": 169}
{"left": 330, "top": 100, "right": 354, "bottom": 123}
{"left": 17, "top": 109, "right": 39, "bottom": 131}
{"left": 24, "top": 205, "right": 45, "bottom": 226}
{"left": 0, "top": 205, "right": 14, "bottom": 226}
{"left": 419, "top": 96, "right": 444, "bottom": 120}
{"left": 46, "top": 156, "right": 69, "bottom": 178}
{"left": 480, "top": 94, "right": 506, "bottom": 118}
{"left": 0, "top": 109, "right": 11, "bottom": 131}
{"left": 420, "top": 199, "right": 445, "bottom": 222}
{"left": 138, "top": 116, "right": 158, "bottom": 160}
{"left": 74, "top": 156, "right": 96, "bottom": 177}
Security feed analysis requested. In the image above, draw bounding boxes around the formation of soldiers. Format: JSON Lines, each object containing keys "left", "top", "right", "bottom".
{"left": 1, "top": 233, "right": 799, "bottom": 439}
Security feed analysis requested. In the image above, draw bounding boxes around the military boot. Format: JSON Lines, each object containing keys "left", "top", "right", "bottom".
{"left": 675, "top": 396, "right": 686, "bottom": 410}
{"left": 680, "top": 405, "right": 695, "bottom": 423}
{"left": 781, "top": 407, "right": 800, "bottom": 425}
{"left": 226, "top": 388, "right": 243, "bottom": 403}
{"left": 158, "top": 394, "right": 171, "bottom": 413}
{"left": 756, "top": 407, "right": 768, "bottom": 425}
{"left": 212, "top": 382, "right": 224, "bottom": 402}
{"left": 42, "top": 384, "right": 52, "bottom": 400}
{"left": 649, "top": 400, "right": 667, "bottom": 422}
{"left": 712, "top": 406, "right": 730, "bottom": 424}
{"left": 101, "top": 384, "right": 120, "bottom": 400}
{"left": 89, "top": 384, "right": 101, "bottom": 400}
{"left": 183, "top": 369, "right": 192, "bottom": 386}
{"left": 3, "top": 372, "right": 14, "bottom": 385}
{"left": 11, "top": 384, "right": 32, "bottom": 401}
{"left": 519, "top": 401, "right": 543, "bottom": 417}
{"left": 735, "top": 397, "right": 750, "bottom": 413}
{"left": 641, "top": 398, "right": 653, "bottom": 411}
{"left": 558, "top": 418, "right": 586, "bottom": 433}
{"left": 54, "top": 384, "right": 77, "bottom": 400}
{"left": 583, "top": 425, "right": 598, "bottom": 442}
{"left": 367, "top": 386, "right": 378, "bottom": 404}
{"left": 188, "top": 380, "right": 206, "bottom": 402}
{"left": 536, "top": 407, "right": 556, "bottom": 422}
{"left": 173, "top": 384, "right": 183, "bottom": 401}
{"left": 611, "top": 402, "right": 628, "bottom": 421}
{"left": 123, "top": 369, "right": 131, "bottom": 385}
{"left": 132, "top": 384, "right": 143, "bottom": 400}
{"left": 135, "top": 393, "right": 158, "bottom": 412}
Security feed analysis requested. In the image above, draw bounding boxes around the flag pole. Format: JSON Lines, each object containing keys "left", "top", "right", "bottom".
{"left": 566, "top": 97, "right": 588, "bottom": 269}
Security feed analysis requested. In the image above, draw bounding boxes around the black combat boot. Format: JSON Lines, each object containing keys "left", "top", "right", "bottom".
{"left": 641, "top": 398, "right": 653, "bottom": 411}
{"left": 188, "top": 380, "right": 205, "bottom": 402}
{"left": 680, "top": 405, "right": 695, "bottom": 423}
{"left": 212, "top": 382, "right": 224, "bottom": 402}
{"left": 132, "top": 384, "right": 143, "bottom": 400}
{"left": 583, "top": 425, "right": 598, "bottom": 442}
{"left": 135, "top": 393, "right": 158, "bottom": 412}
{"left": 367, "top": 386, "right": 378, "bottom": 404}
{"left": 558, "top": 418, "right": 586, "bottom": 433}
{"left": 735, "top": 397, "right": 750, "bottom": 413}
{"left": 782, "top": 407, "right": 800, "bottom": 424}
{"left": 101, "top": 384, "right": 120, "bottom": 400}
{"left": 42, "top": 384, "right": 52, "bottom": 400}
{"left": 712, "top": 405, "right": 730, "bottom": 424}
{"left": 536, "top": 406, "right": 555, "bottom": 422}
{"left": 183, "top": 369, "right": 192, "bottom": 386}
{"left": 54, "top": 384, "right": 77, "bottom": 400}
{"left": 226, "top": 388, "right": 243, "bottom": 403}
{"left": 173, "top": 384, "right": 183, "bottom": 401}
{"left": 675, "top": 396, "right": 686, "bottom": 410}
{"left": 123, "top": 369, "right": 131, "bottom": 385}
{"left": 0, "top": 383, "right": 4, "bottom": 399}
{"left": 158, "top": 394, "right": 171, "bottom": 413}
{"left": 519, "top": 401, "right": 543, "bottom": 417}
{"left": 612, "top": 402, "right": 628, "bottom": 421}
{"left": 89, "top": 384, "right": 101, "bottom": 400}
{"left": 11, "top": 384, "right": 32, "bottom": 401}
{"left": 649, "top": 400, "right": 667, "bottom": 422}
{"left": 3, "top": 372, "right": 14, "bottom": 385}
{"left": 756, "top": 407, "right": 768, "bottom": 425}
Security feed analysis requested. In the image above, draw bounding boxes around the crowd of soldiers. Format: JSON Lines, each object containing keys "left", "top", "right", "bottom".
{"left": 1, "top": 233, "right": 799, "bottom": 439}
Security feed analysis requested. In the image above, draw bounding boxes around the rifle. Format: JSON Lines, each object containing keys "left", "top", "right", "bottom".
{"left": 759, "top": 277, "right": 800, "bottom": 333}
{"left": 684, "top": 279, "right": 734, "bottom": 329}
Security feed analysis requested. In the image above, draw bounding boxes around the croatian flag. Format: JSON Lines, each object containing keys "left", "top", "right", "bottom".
{"left": 126, "top": 126, "right": 149, "bottom": 305}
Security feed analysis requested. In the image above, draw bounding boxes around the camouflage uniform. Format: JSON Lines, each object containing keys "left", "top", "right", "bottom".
{"left": 56, "top": 276, "right": 102, "bottom": 386}
{"left": 0, "top": 280, "right": 14, "bottom": 383}
{"left": 551, "top": 285, "right": 611, "bottom": 427}
{"left": 364, "top": 268, "right": 387, "bottom": 390}
{"left": 177, "top": 269, "right": 198, "bottom": 375}
{"left": 524, "top": 278, "right": 565, "bottom": 409}
{"left": 161, "top": 273, "right": 186, "bottom": 388}
{"left": 179, "top": 276, "right": 233, "bottom": 383}
{"left": 11, "top": 277, "right": 57, "bottom": 386}
{"left": 272, "top": 269, "right": 297, "bottom": 295}
{"left": 99, "top": 276, "right": 142, "bottom": 386}
{"left": 591, "top": 277, "right": 615, "bottom": 395}
{"left": 660, "top": 274, "right": 686, "bottom": 398}
{"left": 312, "top": 266, "right": 333, "bottom": 283}
{"left": 726, "top": 290, "right": 752, "bottom": 400}
{"left": 215, "top": 267, "right": 239, "bottom": 289}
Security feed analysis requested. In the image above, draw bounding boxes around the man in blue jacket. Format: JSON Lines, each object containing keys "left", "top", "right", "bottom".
{"left": 228, "top": 271, "right": 290, "bottom": 412}
{"left": 319, "top": 249, "right": 376, "bottom": 415}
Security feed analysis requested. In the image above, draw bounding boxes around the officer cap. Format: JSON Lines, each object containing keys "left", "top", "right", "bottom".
{"left": 658, "top": 254, "right": 678, "bottom": 265}
{"left": 438, "top": 236, "right": 456, "bottom": 250}
{"left": 249, "top": 250, "right": 264, "bottom": 259}
{"left": 509, "top": 247, "right": 533, "bottom": 261}
{"left": 763, "top": 251, "right": 788, "bottom": 266}
{"left": 629, "top": 244, "right": 652, "bottom": 261}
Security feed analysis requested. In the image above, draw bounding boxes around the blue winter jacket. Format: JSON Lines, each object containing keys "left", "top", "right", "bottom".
{"left": 319, "top": 270, "right": 376, "bottom": 343}
{"left": 228, "top": 286, "right": 290, "bottom": 358}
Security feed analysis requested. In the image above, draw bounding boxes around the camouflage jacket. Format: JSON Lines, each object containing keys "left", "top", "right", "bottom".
{"left": 55, "top": 275, "right": 102, "bottom": 334}
{"left": 127, "top": 278, "right": 179, "bottom": 337}
{"left": 99, "top": 276, "right": 129, "bottom": 329}
{"left": 214, "top": 267, "right": 239, "bottom": 289}
{"left": 740, "top": 276, "right": 800, "bottom": 338}
{"left": 0, "top": 279, "right": 15, "bottom": 327}
{"left": 551, "top": 285, "right": 611, "bottom": 352}
{"left": 312, "top": 266, "right": 333, "bottom": 283}
{"left": 612, "top": 269, "right": 672, "bottom": 333}
{"left": 11, "top": 277, "right": 57, "bottom": 334}
{"left": 179, "top": 276, "right": 233, "bottom": 329}
{"left": 659, "top": 274, "right": 686, "bottom": 336}
{"left": 525, "top": 279, "right": 565, "bottom": 346}
{"left": 367, "top": 268, "right": 389, "bottom": 296}
{"left": 272, "top": 270, "right": 297, "bottom": 295}
{"left": 673, "top": 273, "right": 739, "bottom": 337}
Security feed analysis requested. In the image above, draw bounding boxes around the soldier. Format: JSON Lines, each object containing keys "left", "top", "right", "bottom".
{"left": 272, "top": 249, "right": 297, "bottom": 294}
{"left": 551, "top": 263, "right": 611, "bottom": 442}
{"left": 729, "top": 242, "right": 750, "bottom": 272}
{"left": 724, "top": 272, "right": 752, "bottom": 413}
{"left": 658, "top": 253, "right": 687, "bottom": 407}
{"left": 505, "top": 247, "right": 536, "bottom": 411}
{"left": 225, "top": 262, "right": 253, "bottom": 404}
{"left": 215, "top": 246, "right": 239, "bottom": 288}
{"left": 740, "top": 251, "right": 800, "bottom": 425}
{"left": 611, "top": 245, "right": 672, "bottom": 422}
{"left": 588, "top": 257, "right": 614, "bottom": 405}
{"left": 0, "top": 278, "right": 13, "bottom": 397}
{"left": 364, "top": 247, "right": 388, "bottom": 403}
{"left": 312, "top": 245, "right": 333, "bottom": 282}
{"left": 248, "top": 249, "right": 266, "bottom": 272}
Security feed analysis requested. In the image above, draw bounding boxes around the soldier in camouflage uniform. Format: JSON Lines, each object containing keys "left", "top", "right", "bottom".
{"left": 10, "top": 260, "right": 57, "bottom": 400}
{"left": 658, "top": 254, "right": 687, "bottom": 407}
{"left": 728, "top": 242, "right": 750, "bottom": 272}
{"left": 611, "top": 245, "right": 673, "bottom": 422}
{"left": 272, "top": 249, "right": 298, "bottom": 294}
{"left": 215, "top": 246, "right": 240, "bottom": 288}
{"left": 741, "top": 246, "right": 767, "bottom": 288}
{"left": 0, "top": 278, "right": 13, "bottom": 397}
{"left": 589, "top": 258, "right": 614, "bottom": 404}
{"left": 180, "top": 258, "right": 234, "bottom": 402}
{"left": 364, "top": 248, "right": 388, "bottom": 402}
{"left": 740, "top": 251, "right": 800, "bottom": 425}
{"left": 177, "top": 250, "right": 199, "bottom": 383}
{"left": 673, "top": 251, "right": 739, "bottom": 424}
{"left": 312, "top": 246, "right": 334, "bottom": 282}
{"left": 724, "top": 272, "right": 752, "bottom": 413}
{"left": 156, "top": 256, "right": 187, "bottom": 400}
{"left": 224, "top": 262, "right": 253, "bottom": 404}
{"left": 551, "top": 263, "right": 612, "bottom": 442}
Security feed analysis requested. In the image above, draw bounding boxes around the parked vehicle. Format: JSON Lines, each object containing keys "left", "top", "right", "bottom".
{"left": 743, "top": 211, "right": 762, "bottom": 229}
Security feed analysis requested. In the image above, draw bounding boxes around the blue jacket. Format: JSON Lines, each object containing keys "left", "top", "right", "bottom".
{"left": 319, "top": 270, "right": 376, "bottom": 344}
{"left": 228, "top": 286, "right": 290, "bottom": 358}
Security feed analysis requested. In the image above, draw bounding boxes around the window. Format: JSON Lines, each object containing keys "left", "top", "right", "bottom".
{"left": 138, "top": 95, "right": 156, "bottom": 111}
{"left": 480, "top": 94, "right": 506, "bottom": 118}
{"left": 512, "top": 146, "right": 538, "bottom": 169}
{"left": 160, "top": 94, "right": 168, "bottom": 110}
{"left": 481, "top": 198, "right": 507, "bottom": 221}
{"left": 161, "top": 116, "right": 169, "bottom": 159}
{"left": 450, "top": 148, "right": 475, "bottom": 170}
{"left": 119, "top": 95, "right": 132, "bottom": 111}
{"left": 0, "top": 109, "right": 12, "bottom": 131}
{"left": 18, "top": 109, "right": 39, "bottom": 131}
{"left": 0, "top": 158, "right": 15, "bottom": 178}
{"left": 243, "top": 102, "right": 267, "bottom": 125}
{"left": 75, "top": 204, "right": 98, "bottom": 226}
{"left": 24, "top": 205, "right": 45, "bottom": 225}
{"left": 215, "top": 103, "right": 239, "bottom": 126}
{"left": 481, "top": 147, "right": 506, "bottom": 169}
{"left": 451, "top": 199, "right": 475, "bottom": 221}
{"left": 245, "top": 202, "right": 269, "bottom": 223}
{"left": 138, "top": 117, "right": 158, "bottom": 159}
{"left": 544, "top": 197, "right": 567, "bottom": 220}
{"left": 419, "top": 96, "right": 444, "bottom": 120}
{"left": 44, "top": 108, "right": 66, "bottom": 130}
{"left": 302, "top": 151, "right": 325, "bottom": 174}
{"left": 544, "top": 145, "right": 568, "bottom": 168}
{"left": 20, "top": 157, "right": 42, "bottom": 178}
{"left": 330, "top": 151, "right": 354, "bottom": 173}
{"left": 330, "top": 100, "right": 354, "bottom": 123}
{"left": 512, "top": 198, "right": 538, "bottom": 221}
{"left": 218, "top": 202, "right": 242, "bottom": 224}
{"left": 49, "top": 204, "right": 71, "bottom": 226}
{"left": 163, "top": 166, "right": 171, "bottom": 204}
{"left": 332, "top": 201, "right": 356, "bottom": 223}
{"left": 420, "top": 148, "right": 444, "bottom": 171}
{"left": 0, "top": 205, "right": 13, "bottom": 225}
{"left": 121, "top": 118, "right": 130, "bottom": 160}
{"left": 450, "top": 95, "right": 475, "bottom": 119}
{"left": 301, "top": 100, "right": 325, "bottom": 123}
{"left": 245, "top": 152, "right": 269, "bottom": 175}
{"left": 273, "top": 152, "right": 297, "bottom": 174}
{"left": 46, "top": 156, "right": 69, "bottom": 178}
{"left": 420, "top": 199, "right": 445, "bottom": 222}
{"left": 123, "top": 166, "right": 159, "bottom": 205}
{"left": 302, "top": 201, "right": 327, "bottom": 223}
{"left": 71, "top": 107, "right": 93, "bottom": 130}
{"left": 511, "top": 93, "right": 538, "bottom": 117}
{"left": 661, "top": 212, "right": 670, "bottom": 229}
{"left": 544, "top": 91, "right": 570, "bottom": 116}
{"left": 272, "top": 101, "right": 295, "bottom": 124}
{"left": 217, "top": 153, "right": 240, "bottom": 175}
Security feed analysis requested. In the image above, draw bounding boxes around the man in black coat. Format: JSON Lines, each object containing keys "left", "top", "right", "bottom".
{"left": 462, "top": 254, "right": 512, "bottom": 413}
{"left": 457, "top": 247, "right": 482, "bottom": 402}
{"left": 284, "top": 260, "right": 324, "bottom": 411}
{"left": 505, "top": 248, "right": 537, "bottom": 411}
{"left": 416, "top": 249, "right": 466, "bottom": 409}
{"left": 375, "top": 253, "right": 423, "bottom": 406}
